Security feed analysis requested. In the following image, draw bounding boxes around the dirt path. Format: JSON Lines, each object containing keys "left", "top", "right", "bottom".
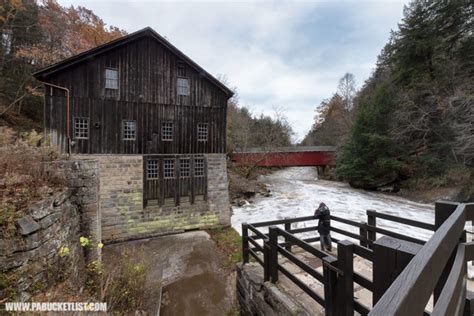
{"left": 103, "top": 231, "right": 234, "bottom": 315}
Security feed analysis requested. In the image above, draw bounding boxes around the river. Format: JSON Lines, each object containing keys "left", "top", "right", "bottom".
{"left": 231, "top": 167, "right": 438, "bottom": 242}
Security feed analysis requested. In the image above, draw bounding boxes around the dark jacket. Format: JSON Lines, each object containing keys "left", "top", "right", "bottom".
{"left": 314, "top": 203, "right": 331, "bottom": 235}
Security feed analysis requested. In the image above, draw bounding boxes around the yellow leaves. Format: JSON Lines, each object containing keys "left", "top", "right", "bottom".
{"left": 58, "top": 246, "right": 70, "bottom": 257}
{"left": 79, "top": 236, "right": 91, "bottom": 247}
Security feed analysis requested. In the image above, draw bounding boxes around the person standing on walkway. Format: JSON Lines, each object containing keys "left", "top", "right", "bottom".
{"left": 314, "top": 202, "right": 332, "bottom": 252}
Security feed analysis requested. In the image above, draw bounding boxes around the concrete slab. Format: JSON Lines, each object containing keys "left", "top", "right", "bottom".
{"left": 103, "top": 231, "right": 234, "bottom": 316}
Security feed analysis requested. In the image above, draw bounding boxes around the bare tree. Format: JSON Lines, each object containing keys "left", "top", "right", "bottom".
{"left": 337, "top": 73, "right": 357, "bottom": 110}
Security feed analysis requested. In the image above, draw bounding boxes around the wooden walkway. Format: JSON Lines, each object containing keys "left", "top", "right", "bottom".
{"left": 241, "top": 201, "right": 474, "bottom": 315}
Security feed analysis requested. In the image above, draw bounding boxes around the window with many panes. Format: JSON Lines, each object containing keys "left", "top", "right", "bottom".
{"left": 194, "top": 158, "right": 205, "bottom": 177}
{"left": 164, "top": 159, "right": 175, "bottom": 178}
{"left": 197, "top": 123, "right": 208, "bottom": 142}
{"left": 180, "top": 159, "right": 190, "bottom": 177}
{"left": 162, "top": 122, "right": 174, "bottom": 141}
{"left": 105, "top": 68, "right": 119, "bottom": 90}
{"left": 147, "top": 160, "right": 159, "bottom": 179}
{"left": 74, "top": 117, "right": 89, "bottom": 139}
{"left": 122, "top": 120, "right": 136, "bottom": 140}
{"left": 177, "top": 78, "right": 190, "bottom": 96}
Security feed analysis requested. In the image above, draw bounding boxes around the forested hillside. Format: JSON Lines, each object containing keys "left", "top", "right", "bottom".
{"left": 304, "top": 0, "right": 473, "bottom": 200}
{"left": 339, "top": 0, "right": 473, "bottom": 194}
{"left": 301, "top": 73, "right": 356, "bottom": 147}
{"left": 226, "top": 89, "right": 294, "bottom": 153}
{"left": 0, "top": 0, "right": 125, "bottom": 129}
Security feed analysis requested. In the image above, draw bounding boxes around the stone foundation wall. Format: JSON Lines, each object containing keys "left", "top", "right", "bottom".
{"left": 82, "top": 154, "right": 230, "bottom": 243}
{"left": 45, "top": 160, "right": 100, "bottom": 243}
{"left": 0, "top": 191, "right": 85, "bottom": 301}
{"left": 236, "top": 263, "right": 312, "bottom": 316}
{"left": 206, "top": 154, "right": 231, "bottom": 225}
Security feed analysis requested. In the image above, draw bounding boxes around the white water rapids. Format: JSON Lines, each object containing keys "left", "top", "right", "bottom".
{"left": 231, "top": 167, "right": 437, "bottom": 242}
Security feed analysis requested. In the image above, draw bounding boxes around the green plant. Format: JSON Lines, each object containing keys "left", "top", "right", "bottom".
{"left": 0, "top": 128, "right": 62, "bottom": 236}
{"left": 93, "top": 251, "right": 149, "bottom": 313}
{"left": 208, "top": 227, "right": 242, "bottom": 270}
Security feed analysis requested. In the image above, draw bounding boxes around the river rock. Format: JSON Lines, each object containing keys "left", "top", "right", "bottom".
{"left": 237, "top": 199, "right": 249, "bottom": 207}
{"left": 264, "top": 190, "right": 272, "bottom": 197}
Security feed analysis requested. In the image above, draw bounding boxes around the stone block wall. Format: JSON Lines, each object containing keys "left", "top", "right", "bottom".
{"left": 94, "top": 154, "right": 231, "bottom": 242}
{"left": 0, "top": 191, "right": 85, "bottom": 301}
{"left": 94, "top": 155, "right": 144, "bottom": 242}
{"left": 206, "top": 154, "right": 231, "bottom": 225}
{"left": 43, "top": 154, "right": 230, "bottom": 243}
{"left": 45, "top": 160, "right": 100, "bottom": 243}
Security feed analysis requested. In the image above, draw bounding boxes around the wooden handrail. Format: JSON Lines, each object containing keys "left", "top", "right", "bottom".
{"left": 370, "top": 203, "right": 466, "bottom": 315}
{"left": 431, "top": 243, "right": 466, "bottom": 316}
{"left": 242, "top": 206, "right": 456, "bottom": 316}
{"left": 366, "top": 209, "right": 435, "bottom": 231}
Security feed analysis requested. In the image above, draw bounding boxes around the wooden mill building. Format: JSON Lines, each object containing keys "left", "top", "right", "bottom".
{"left": 34, "top": 27, "right": 232, "bottom": 242}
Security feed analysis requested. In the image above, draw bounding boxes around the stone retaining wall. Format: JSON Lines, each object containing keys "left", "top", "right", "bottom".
{"left": 236, "top": 263, "right": 312, "bottom": 316}
{"left": 75, "top": 154, "right": 230, "bottom": 243}
{"left": 45, "top": 160, "right": 100, "bottom": 242}
{"left": 0, "top": 190, "right": 85, "bottom": 301}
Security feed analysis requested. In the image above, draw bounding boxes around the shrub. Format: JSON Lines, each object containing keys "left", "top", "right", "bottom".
{"left": 0, "top": 127, "right": 61, "bottom": 234}
{"left": 93, "top": 251, "right": 150, "bottom": 313}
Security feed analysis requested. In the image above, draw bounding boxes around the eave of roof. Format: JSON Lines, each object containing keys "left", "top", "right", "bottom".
{"left": 33, "top": 27, "right": 234, "bottom": 97}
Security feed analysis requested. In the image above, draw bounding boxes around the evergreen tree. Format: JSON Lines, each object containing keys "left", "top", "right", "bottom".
{"left": 338, "top": 0, "right": 473, "bottom": 190}
{"left": 337, "top": 85, "right": 403, "bottom": 188}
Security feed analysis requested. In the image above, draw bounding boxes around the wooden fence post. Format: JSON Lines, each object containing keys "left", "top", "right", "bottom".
{"left": 269, "top": 226, "right": 279, "bottom": 283}
{"left": 372, "top": 236, "right": 422, "bottom": 304}
{"left": 323, "top": 256, "right": 339, "bottom": 316}
{"left": 263, "top": 238, "right": 270, "bottom": 282}
{"left": 367, "top": 210, "right": 376, "bottom": 249}
{"left": 242, "top": 223, "right": 249, "bottom": 264}
{"left": 360, "top": 222, "right": 368, "bottom": 248}
{"left": 464, "top": 290, "right": 474, "bottom": 316}
{"left": 284, "top": 220, "right": 292, "bottom": 253}
{"left": 337, "top": 240, "right": 354, "bottom": 316}
{"left": 434, "top": 201, "right": 460, "bottom": 304}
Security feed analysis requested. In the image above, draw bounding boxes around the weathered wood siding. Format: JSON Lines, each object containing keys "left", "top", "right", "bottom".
{"left": 43, "top": 36, "right": 228, "bottom": 154}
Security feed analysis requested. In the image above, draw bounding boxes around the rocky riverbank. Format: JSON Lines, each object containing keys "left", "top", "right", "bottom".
{"left": 228, "top": 166, "right": 272, "bottom": 207}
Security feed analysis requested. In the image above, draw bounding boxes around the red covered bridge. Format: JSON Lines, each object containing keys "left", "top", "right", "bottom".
{"left": 231, "top": 146, "right": 336, "bottom": 167}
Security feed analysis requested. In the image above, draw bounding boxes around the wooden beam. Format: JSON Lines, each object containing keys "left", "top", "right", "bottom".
{"left": 369, "top": 203, "right": 466, "bottom": 316}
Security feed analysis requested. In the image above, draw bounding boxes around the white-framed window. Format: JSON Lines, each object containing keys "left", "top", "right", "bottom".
{"left": 197, "top": 123, "right": 208, "bottom": 142}
{"left": 122, "top": 120, "right": 136, "bottom": 140}
{"left": 194, "top": 158, "right": 205, "bottom": 177}
{"left": 162, "top": 122, "right": 174, "bottom": 141}
{"left": 180, "top": 159, "right": 190, "bottom": 178}
{"left": 147, "top": 160, "right": 159, "bottom": 179}
{"left": 74, "top": 117, "right": 89, "bottom": 139}
{"left": 164, "top": 159, "right": 175, "bottom": 179}
{"left": 105, "top": 68, "right": 119, "bottom": 90}
{"left": 177, "top": 77, "right": 190, "bottom": 96}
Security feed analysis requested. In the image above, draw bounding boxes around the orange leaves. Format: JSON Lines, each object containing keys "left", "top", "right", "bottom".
{"left": 25, "top": 0, "right": 127, "bottom": 67}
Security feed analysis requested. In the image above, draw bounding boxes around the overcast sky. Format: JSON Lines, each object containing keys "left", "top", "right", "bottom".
{"left": 57, "top": 0, "right": 407, "bottom": 141}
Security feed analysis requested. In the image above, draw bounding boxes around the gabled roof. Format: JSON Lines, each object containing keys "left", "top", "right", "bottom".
{"left": 33, "top": 27, "right": 233, "bottom": 97}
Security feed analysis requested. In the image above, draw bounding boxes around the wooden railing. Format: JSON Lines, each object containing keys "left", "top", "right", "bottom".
{"left": 241, "top": 202, "right": 474, "bottom": 316}
{"left": 370, "top": 202, "right": 474, "bottom": 316}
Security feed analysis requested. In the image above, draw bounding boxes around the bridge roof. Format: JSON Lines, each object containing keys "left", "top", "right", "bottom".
{"left": 235, "top": 146, "right": 336, "bottom": 154}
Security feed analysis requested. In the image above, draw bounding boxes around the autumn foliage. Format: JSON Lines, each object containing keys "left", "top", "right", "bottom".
{"left": 0, "top": 0, "right": 126, "bottom": 129}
